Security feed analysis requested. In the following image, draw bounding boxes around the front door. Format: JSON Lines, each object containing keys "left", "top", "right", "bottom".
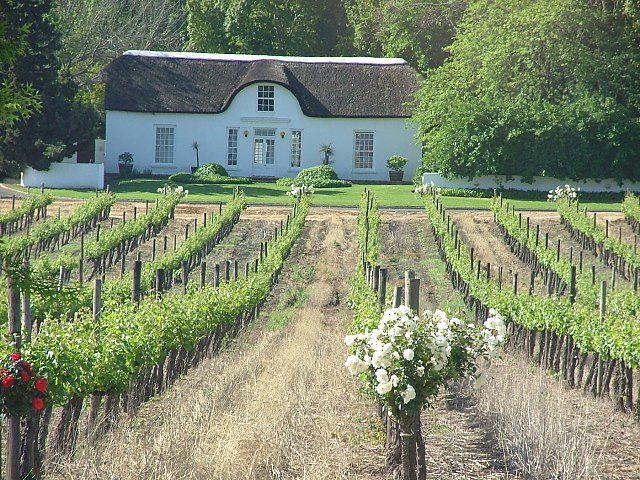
{"left": 253, "top": 128, "right": 276, "bottom": 175}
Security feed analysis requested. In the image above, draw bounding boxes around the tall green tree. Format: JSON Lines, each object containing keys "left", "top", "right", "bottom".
{"left": 186, "top": 0, "right": 348, "bottom": 55}
{"left": 0, "top": 20, "right": 41, "bottom": 142}
{"left": 414, "top": 0, "right": 640, "bottom": 181}
{"left": 344, "top": 0, "right": 466, "bottom": 71}
{"left": 0, "top": 0, "right": 98, "bottom": 177}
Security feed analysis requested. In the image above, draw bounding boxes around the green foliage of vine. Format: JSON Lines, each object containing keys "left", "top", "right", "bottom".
{"left": 0, "top": 192, "right": 115, "bottom": 262}
{"left": 557, "top": 198, "right": 640, "bottom": 269}
{"left": 429, "top": 192, "right": 640, "bottom": 368}
{"left": 20, "top": 195, "right": 310, "bottom": 405}
{"left": 348, "top": 191, "right": 384, "bottom": 332}
{"left": 0, "top": 193, "right": 51, "bottom": 225}
{"left": 84, "top": 192, "right": 182, "bottom": 261}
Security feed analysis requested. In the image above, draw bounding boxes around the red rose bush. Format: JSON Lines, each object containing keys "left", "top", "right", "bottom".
{"left": 0, "top": 352, "right": 48, "bottom": 417}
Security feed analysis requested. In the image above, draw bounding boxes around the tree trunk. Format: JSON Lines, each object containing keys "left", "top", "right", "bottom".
{"left": 400, "top": 417, "right": 417, "bottom": 480}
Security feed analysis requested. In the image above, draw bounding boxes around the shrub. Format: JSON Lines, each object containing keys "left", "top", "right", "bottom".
{"left": 386, "top": 155, "right": 408, "bottom": 172}
{"left": 167, "top": 172, "right": 253, "bottom": 185}
{"left": 167, "top": 173, "right": 192, "bottom": 183}
{"left": 275, "top": 177, "right": 296, "bottom": 186}
{"left": 281, "top": 165, "right": 351, "bottom": 188}
{"left": 193, "top": 163, "right": 228, "bottom": 179}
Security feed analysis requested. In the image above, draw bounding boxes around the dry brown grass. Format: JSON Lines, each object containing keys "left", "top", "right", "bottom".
{"left": 474, "top": 355, "right": 603, "bottom": 479}
{"left": 45, "top": 214, "right": 387, "bottom": 480}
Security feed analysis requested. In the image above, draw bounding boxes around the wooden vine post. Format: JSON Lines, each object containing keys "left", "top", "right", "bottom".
{"left": 132, "top": 260, "right": 142, "bottom": 303}
{"left": 400, "top": 272, "right": 421, "bottom": 480}
{"left": 597, "top": 281, "right": 607, "bottom": 395}
{"left": 6, "top": 275, "right": 21, "bottom": 480}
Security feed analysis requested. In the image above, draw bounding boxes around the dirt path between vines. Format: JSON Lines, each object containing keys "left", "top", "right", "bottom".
{"left": 47, "top": 209, "right": 389, "bottom": 480}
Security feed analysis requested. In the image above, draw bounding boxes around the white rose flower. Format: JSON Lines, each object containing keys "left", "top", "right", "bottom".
{"left": 345, "top": 355, "right": 367, "bottom": 375}
{"left": 402, "top": 385, "right": 416, "bottom": 404}
{"left": 344, "top": 335, "right": 357, "bottom": 347}
{"left": 403, "top": 348, "right": 415, "bottom": 361}
{"left": 375, "top": 368, "right": 389, "bottom": 383}
{"left": 376, "top": 381, "right": 393, "bottom": 395}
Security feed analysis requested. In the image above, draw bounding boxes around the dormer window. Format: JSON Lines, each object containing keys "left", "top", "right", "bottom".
{"left": 257, "top": 85, "right": 275, "bottom": 111}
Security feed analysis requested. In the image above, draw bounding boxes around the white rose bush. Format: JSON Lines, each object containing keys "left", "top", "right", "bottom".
{"left": 547, "top": 184, "right": 579, "bottom": 203}
{"left": 157, "top": 184, "right": 189, "bottom": 197}
{"left": 345, "top": 306, "right": 506, "bottom": 420}
{"left": 286, "top": 184, "right": 315, "bottom": 199}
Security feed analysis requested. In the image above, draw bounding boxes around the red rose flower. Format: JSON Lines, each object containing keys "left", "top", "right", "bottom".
{"left": 20, "top": 370, "right": 30, "bottom": 382}
{"left": 32, "top": 398, "right": 44, "bottom": 411}
{"left": 34, "top": 378, "right": 48, "bottom": 393}
{"left": 2, "top": 375, "right": 15, "bottom": 388}
{"left": 9, "top": 353, "right": 21, "bottom": 361}
{"left": 22, "top": 362, "right": 32, "bottom": 374}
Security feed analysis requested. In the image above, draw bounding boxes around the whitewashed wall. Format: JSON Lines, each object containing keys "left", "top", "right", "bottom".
{"left": 422, "top": 173, "right": 640, "bottom": 193}
{"left": 105, "top": 83, "right": 421, "bottom": 181}
{"left": 21, "top": 164, "right": 104, "bottom": 189}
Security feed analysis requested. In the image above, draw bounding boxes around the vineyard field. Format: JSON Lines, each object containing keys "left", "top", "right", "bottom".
{"left": 1, "top": 194, "right": 640, "bottom": 479}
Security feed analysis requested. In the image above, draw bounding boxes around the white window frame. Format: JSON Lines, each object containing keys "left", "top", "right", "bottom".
{"left": 154, "top": 125, "right": 176, "bottom": 164}
{"left": 290, "top": 129, "right": 302, "bottom": 169}
{"left": 257, "top": 84, "right": 275, "bottom": 112}
{"left": 227, "top": 127, "right": 239, "bottom": 167}
{"left": 254, "top": 128, "right": 276, "bottom": 166}
{"left": 353, "top": 130, "right": 375, "bottom": 170}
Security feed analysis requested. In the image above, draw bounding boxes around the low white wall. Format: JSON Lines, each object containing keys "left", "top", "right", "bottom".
{"left": 21, "top": 163, "right": 104, "bottom": 189}
{"left": 422, "top": 173, "right": 640, "bottom": 193}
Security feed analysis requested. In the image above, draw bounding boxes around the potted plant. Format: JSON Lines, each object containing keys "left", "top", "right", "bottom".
{"left": 191, "top": 141, "right": 200, "bottom": 174}
{"left": 118, "top": 152, "right": 134, "bottom": 176}
{"left": 387, "top": 155, "right": 408, "bottom": 182}
{"left": 319, "top": 143, "right": 334, "bottom": 165}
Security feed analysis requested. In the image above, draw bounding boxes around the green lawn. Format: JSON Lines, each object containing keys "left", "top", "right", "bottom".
{"left": 15, "top": 179, "right": 623, "bottom": 211}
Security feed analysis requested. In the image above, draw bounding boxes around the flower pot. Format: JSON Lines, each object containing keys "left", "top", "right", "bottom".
{"left": 389, "top": 170, "right": 404, "bottom": 182}
{"left": 191, "top": 167, "right": 198, "bottom": 174}
{"left": 118, "top": 163, "right": 133, "bottom": 176}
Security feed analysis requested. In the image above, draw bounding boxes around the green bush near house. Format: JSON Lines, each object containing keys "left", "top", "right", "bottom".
{"left": 276, "top": 165, "right": 351, "bottom": 188}
{"left": 168, "top": 163, "right": 253, "bottom": 185}
{"left": 193, "top": 163, "right": 229, "bottom": 179}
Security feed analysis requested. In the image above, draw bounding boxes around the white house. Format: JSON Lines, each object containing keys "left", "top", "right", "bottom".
{"left": 103, "top": 51, "right": 423, "bottom": 182}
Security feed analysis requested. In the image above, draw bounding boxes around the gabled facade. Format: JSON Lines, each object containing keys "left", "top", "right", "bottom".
{"left": 103, "top": 51, "right": 423, "bottom": 181}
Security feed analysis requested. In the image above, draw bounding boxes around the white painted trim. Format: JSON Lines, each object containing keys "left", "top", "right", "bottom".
{"left": 124, "top": 50, "right": 408, "bottom": 65}
{"left": 153, "top": 124, "right": 176, "bottom": 164}
{"left": 226, "top": 126, "right": 240, "bottom": 167}
{"left": 289, "top": 128, "right": 303, "bottom": 169}
{"left": 240, "top": 117, "right": 291, "bottom": 124}
{"left": 353, "top": 129, "right": 376, "bottom": 171}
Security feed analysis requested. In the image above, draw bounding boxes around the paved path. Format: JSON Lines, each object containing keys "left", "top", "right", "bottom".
{"left": 0, "top": 183, "right": 25, "bottom": 198}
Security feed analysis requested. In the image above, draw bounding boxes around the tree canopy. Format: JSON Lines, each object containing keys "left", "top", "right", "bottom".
{"left": 0, "top": 20, "right": 40, "bottom": 142}
{"left": 185, "top": 0, "right": 348, "bottom": 56}
{"left": 414, "top": 0, "right": 640, "bottom": 181}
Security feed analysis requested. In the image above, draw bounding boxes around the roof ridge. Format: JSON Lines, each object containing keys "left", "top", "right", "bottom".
{"left": 123, "top": 50, "right": 408, "bottom": 66}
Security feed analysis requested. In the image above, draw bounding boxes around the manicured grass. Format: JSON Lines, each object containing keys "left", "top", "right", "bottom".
{"left": 14, "top": 179, "right": 623, "bottom": 210}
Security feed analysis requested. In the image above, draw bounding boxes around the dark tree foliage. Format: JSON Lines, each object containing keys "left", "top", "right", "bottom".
{"left": 0, "top": 0, "right": 99, "bottom": 177}
{"left": 186, "top": 0, "right": 349, "bottom": 55}
{"left": 0, "top": 20, "right": 40, "bottom": 143}
{"left": 343, "top": 0, "right": 466, "bottom": 72}
{"left": 414, "top": 0, "right": 640, "bottom": 181}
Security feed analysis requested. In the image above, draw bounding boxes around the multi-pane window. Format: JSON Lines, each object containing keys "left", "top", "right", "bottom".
{"left": 290, "top": 130, "right": 302, "bottom": 167}
{"left": 354, "top": 131, "right": 374, "bottom": 169}
{"left": 254, "top": 128, "right": 276, "bottom": 165}
{"left": 155, "top": 126, "right": 175, "bottom": 164}
{"left": 227, "top": 128, "right": 238, "bottom": 166}
{"left": 257, "top": 85, "right": 275, "bottom": 112}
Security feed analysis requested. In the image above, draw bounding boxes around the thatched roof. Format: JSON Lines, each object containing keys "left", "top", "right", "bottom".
{"left": 103, "top": 51, "right": 422, "bottom": 118}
